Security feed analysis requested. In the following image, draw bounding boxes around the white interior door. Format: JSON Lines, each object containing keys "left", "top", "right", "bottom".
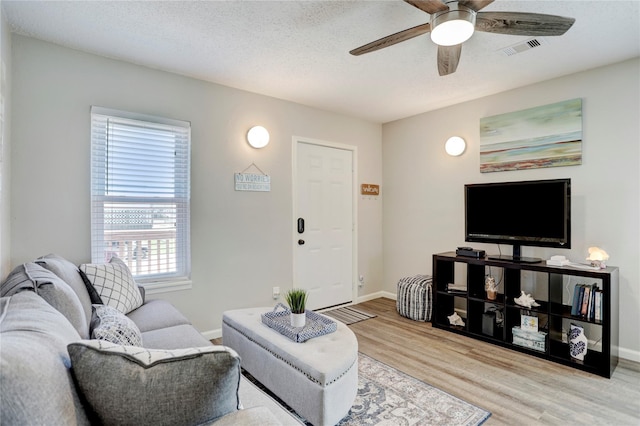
{"left": 294, "top": 140, "right": 354, "bottom": 310}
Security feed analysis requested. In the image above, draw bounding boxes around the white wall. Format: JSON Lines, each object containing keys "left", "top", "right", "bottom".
{"left": 382, "top": 58, "right": 640, "bottom": 361}
{"left": 9, "top": 36, "right": 383, "bottom": 335}
{"left": 0, "top": 10, "right": 11, "bottom": 278}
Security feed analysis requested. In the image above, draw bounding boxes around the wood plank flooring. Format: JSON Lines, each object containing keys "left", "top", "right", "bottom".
{"left": 351, "top": 298, "right": 640, "bottom": 425}
{"left": 215, "top": 297, "right": 640, "bottom": 425}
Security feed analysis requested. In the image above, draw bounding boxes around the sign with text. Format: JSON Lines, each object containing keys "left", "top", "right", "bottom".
{"left": 235, "top": 173, "right": 271, "bottom": 192}
{"left": 360, "top": 183, "right": 380, "bottom": 196}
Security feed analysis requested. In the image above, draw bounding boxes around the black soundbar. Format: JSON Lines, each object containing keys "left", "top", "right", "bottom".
{"left": 456, "top": 247, "right": 486, "bottom": 258}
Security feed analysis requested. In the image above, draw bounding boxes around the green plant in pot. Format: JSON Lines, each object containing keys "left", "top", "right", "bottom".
{"left": 286, "top": 288, "right": 308, "bottom": 327}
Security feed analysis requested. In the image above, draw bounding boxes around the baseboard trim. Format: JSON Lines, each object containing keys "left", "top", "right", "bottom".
{"left": 203, "top": 329, "right": 221, "bottom": 341}
{"left": 357, "top": 291, "right": 396, "bottom": 303}
{"left": 619, "top": 347, "right": 640, "bottom": 363}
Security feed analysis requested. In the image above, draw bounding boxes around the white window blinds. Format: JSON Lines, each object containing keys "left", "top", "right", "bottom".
{"left": 90, "top": 107, "right": 191, "bottom": 284}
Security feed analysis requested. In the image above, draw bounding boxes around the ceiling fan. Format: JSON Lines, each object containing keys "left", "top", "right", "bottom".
{"left": 349, "top": 0, "right": 575, "bottom": 76}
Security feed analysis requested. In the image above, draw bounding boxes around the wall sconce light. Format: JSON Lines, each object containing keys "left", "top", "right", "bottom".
{"left": 247, "top": 126, "right": 270, "bottom": 148}
{"left": 445, "top": 136, "right": 466, "bottom": 156}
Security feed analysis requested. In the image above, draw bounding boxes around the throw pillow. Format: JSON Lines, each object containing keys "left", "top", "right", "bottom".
{"left": 90, "top": 304, "right": 143, "bottom": 347}
{"left": 79, "top": 257, "right": 143, "bottom": 314}
{"left": 67, "top": 340, "right": 242, "bottom": 426}
{"left": 0, "top": 263, "right": 89, "bottom": 338}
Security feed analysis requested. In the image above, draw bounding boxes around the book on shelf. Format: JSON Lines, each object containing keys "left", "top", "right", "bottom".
{"left": 571, "top": 283, "right": 602, "bottom": 321}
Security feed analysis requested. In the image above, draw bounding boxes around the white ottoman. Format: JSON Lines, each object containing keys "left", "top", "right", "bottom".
{"left": 222, "top": 307, "right": 358, "bottom": 426}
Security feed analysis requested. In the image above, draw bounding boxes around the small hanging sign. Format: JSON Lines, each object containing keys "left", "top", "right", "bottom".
{"left": 361, "top": 183, "right": 380, "bottom": 196}
{"left": 235, "top": 171, "right": 271, "bottom": 192}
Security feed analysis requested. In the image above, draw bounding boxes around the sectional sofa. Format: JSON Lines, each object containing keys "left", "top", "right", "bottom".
{"left": 0, "top": 254, "right": 301, "bottom": 425}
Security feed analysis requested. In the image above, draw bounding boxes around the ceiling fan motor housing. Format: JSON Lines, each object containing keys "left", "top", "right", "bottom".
{"left": 431, "top": 2, "right": 477, "bottom": 46}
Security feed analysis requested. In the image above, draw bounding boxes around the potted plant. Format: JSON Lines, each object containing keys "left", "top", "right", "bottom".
{"left": 285, "top": 288, "right": 308, "bottom": 327}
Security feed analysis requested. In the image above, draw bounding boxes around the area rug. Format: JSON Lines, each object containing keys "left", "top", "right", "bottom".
{"left": 321, "top": 306, "right": 376, "bottom": 325}
{"left": 243, "top": 353, "right": 491, "bottom": 426}
{"left": 338, "top": 353, "right": 491, "bottom": 425}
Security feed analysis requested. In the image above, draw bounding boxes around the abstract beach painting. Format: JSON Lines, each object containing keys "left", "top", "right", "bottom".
{"left": 480, "top": 99, "right": 582, "bottom": 173}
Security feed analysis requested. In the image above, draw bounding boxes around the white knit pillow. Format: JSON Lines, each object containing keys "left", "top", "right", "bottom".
{"left": 91, "top": 304, "right": 142, "bottom": 346}
{"left": 80, "top": 257, "right": 143, "bottom": 314}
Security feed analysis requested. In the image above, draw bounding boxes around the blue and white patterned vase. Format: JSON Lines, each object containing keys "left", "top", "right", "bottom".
{"left": 569, "top": 323, "right": 588, "bottom": 361}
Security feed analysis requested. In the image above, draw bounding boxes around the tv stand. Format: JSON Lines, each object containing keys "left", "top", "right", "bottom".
{"left": 488, "top": 254, "right": 541, "bottom": 264}
{"left": 432, "top": 251, "right": 619, "bottom": 378}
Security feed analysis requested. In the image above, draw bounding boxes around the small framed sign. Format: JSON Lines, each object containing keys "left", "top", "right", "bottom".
{"left": 521, "top": 314, "right": 539, "bottom": 333}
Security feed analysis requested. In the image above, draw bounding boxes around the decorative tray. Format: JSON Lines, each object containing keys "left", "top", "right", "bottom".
{"left": 261, "top": 303, "right": 337, "bottom": 343}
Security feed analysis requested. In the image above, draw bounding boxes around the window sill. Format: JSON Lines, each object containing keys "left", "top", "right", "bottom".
{"left": 140, "top": 279, "right": 192, "bottom": 295}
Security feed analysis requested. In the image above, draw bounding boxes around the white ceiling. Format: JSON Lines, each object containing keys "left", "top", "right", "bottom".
{"left": 3, "top": 0, "right": 639, "bottom": 123}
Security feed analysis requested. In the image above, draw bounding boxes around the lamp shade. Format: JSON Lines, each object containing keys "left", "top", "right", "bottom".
{"left": 445, "top": 136, "right": 466, "bottom": 156}
{"left": 247, "top": 126, "right": 270, "bottom": 148}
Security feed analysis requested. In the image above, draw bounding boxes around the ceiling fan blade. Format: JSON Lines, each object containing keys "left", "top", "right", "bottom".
{"left": 458, "top": 0, "right": 494, "bottom": 12}
{"left": 437, "top": 44, "right": 462, "bottom": 76}
{"left": 476, "top": 12, "right": 576, "bottom": 36}
{"left": 350, "top": 23, "right": 431, "bottom": 56}
{"left": 404, "top": 0, "right": 449, "bottom": 14}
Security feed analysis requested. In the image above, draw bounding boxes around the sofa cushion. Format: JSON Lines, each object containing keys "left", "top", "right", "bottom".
{"left": 141, "top": 323, "right": 212, "bottom": 349}
{"left": 0, "top": 291, "right": 89, "bottom": 425}
{"left": 68, "top": 340, "right": 242, "bottom": 426}
{"left": 79, "top": 257, "right": 143, "bottom": 314}
{"left": 36, "top": 253, "right": 94, "bottom": 338}
{"left": 0, "top": 263, "right": 89, "bottom": 338}
{"left": 127, "top": 298, "right": 191, "bottom": 332}
{"left": 91, "top": 304, "right": 143, "bottom": 346}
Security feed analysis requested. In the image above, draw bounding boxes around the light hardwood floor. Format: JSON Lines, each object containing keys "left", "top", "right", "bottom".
{"left": 350, "top": 298, "right": 639, "bottom": 425}
{"left": 215, "top": 297, "right": 640, "bottom": 425}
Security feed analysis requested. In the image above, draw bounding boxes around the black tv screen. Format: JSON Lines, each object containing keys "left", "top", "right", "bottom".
{"left": 465, "top": 178, "right": 571, "bottom": 262}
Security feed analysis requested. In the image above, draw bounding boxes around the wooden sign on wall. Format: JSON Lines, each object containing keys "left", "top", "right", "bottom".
{"left": 361, "top": 183, "right": 380, "bottom": 196}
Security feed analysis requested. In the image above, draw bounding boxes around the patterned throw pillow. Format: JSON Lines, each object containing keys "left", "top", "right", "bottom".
{"left": 67, "top": 340, "right": 242, "bottom": 426}
{"left": 91, "top": 304, "right": 142, "bottom": 347}
{"left": 79, "top": 257, "right": 143, "bottom": 314}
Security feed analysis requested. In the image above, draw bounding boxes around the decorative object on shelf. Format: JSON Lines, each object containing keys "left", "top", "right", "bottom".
{"left": 246, "top": 125, "right": 269, "bottom": 148}
{"left": 485, "top": 275, "right": 498, "bottom": 300}
{"left": 514, "top": 291, "right": 541, "bottom": 309}
{"left": 447, "top": 312, "right": 465, "bottom": 327}
{"left": 285, "top": 288, "right": 308, "bottom": 328}
{"left": 569, "top": 323, "right": 588, "bottom": 361}
{"left": 445, "top": 136, "right": 466, "bottom": 156}
{"left": 587, "top": 246, "right": 609, "bottom": 269}
{"left": 512, "top": 326, "right": 547, "bottom": 352}
{"left": 521, "top": 314, "right": 539, "bottom": 333}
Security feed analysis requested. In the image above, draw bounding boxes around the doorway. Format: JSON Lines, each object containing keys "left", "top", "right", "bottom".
{"left": 293, "top": 138, "right": 357, "bottom": 310}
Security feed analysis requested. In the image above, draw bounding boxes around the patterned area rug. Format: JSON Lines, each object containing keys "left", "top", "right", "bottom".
{"left": 321, "top": 306, "right": 376, "bottom": 325}
{"left": 338, "top": 354, "right": 491, "bottom": 425}
{"left": 243, "top": 353, "right": 491, "bottom": 426}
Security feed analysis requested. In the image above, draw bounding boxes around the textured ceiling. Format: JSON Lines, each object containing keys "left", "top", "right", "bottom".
{"left": 3, "top": 0, "right": 639, "bottom": 123}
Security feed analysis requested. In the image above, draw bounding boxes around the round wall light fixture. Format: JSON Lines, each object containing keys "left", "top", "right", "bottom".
{"left": 445, "top": 136, "right": 466, "bottom": 156}
{"left": 247, "top": 126, "right": 270, "bottom": 148}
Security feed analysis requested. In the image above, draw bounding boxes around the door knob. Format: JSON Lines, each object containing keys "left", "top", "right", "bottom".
{"left": 298, "top": 239, "right": 305, "bottom": 245}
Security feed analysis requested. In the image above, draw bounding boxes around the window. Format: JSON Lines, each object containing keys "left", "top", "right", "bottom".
{"left": 90, "top": 107, "right": 191, "bottom": 290}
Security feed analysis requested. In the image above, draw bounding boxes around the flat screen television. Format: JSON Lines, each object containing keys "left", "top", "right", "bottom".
{"left": 465, "top": 178, "right": 571, "bottom": 263}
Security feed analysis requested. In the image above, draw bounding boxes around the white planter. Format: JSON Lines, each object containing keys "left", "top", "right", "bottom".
{"left": 290, "top": 312, "right": 306, "bottom": 328}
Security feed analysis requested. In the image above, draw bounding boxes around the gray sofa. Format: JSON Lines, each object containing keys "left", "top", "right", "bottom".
{"left": 0, "top": 254, "right": 302, "bottom": 425}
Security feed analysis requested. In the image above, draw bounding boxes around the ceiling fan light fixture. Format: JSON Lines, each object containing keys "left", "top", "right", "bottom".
{"left": 430, "top": 4, "right": 476, "bottom": 47}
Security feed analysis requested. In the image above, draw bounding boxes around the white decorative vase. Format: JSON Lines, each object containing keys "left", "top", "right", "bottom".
{"left": 290, "top": 312, "right": 306, "bottom": 328}
{"left": 569, "top": 323, "right": 588, "bottom": 361}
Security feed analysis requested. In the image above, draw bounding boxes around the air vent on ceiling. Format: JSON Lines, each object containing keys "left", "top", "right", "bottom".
{"left": 500, "top": 37, "right": 548, "bottom": 56}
